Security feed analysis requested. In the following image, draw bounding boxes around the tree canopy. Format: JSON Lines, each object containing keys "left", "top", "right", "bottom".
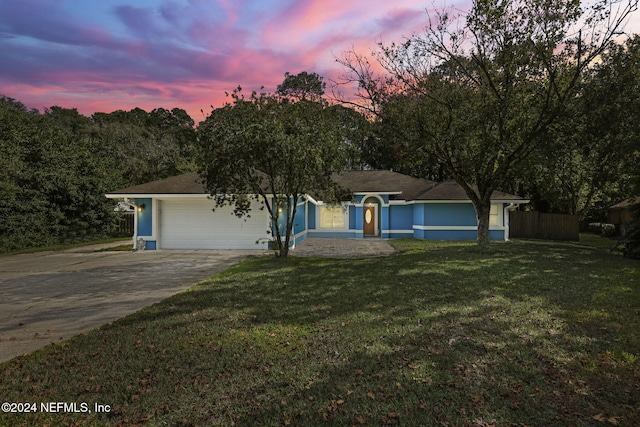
{"left": 276, "top": 71, "right": 326, "bottom": 101}
{"left": 338, "top": 0, "right": 638, "bottom": 246}
{"left": 0, "top": 98, "right": 197, "bottom": 253}
{"left": 196, "top": 76, "right": 350, "bottom": 257}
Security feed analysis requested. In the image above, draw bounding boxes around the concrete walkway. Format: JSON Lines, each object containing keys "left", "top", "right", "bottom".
{"left": 291, "top": 237, "right": 397, "bottom": 258}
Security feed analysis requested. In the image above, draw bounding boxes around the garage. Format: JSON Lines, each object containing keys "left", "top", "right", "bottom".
{"left": 159, "top": 198, "right": 270, "bottom": 250}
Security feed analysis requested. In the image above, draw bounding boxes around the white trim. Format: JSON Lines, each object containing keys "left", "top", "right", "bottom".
{"left": 382, "top": 229, "right": 414, "bottom": 234}
{"left": 413, "top": 225, "right": 476, "bottom": 231}
{"left": 123, "top": 198, "right": 139, "bottom": 249}
{"left": 106, "top": 193, "right": 211, "bottom": 199}
{"left": 412, "top": 225, "right": 506, "bottom": 231}
{"left": 107, "top": 193, "right": 530, "bottom": 204}
{"left": 360, "top": 194, "right": 388, "bottom": 208}
{"left": 387, "top": 199, "right": 530, "bottom": 206}
{"left": 492, "top": 199, "right": 530, "bottom": 204}
{"left": 318, "top": 205, "right": 348, "bottom": 229}
{"left": 150, "top": 199, "right": 158, "bottom": 242}
{"left": 306, "top": 195, "right": 319, "bottom": 205}
{"left": 416, "top": 200, "right": 474, "bottom": 204}
{"left": 503, "top": 203, "right": 517, "bottom": 241}
{"left": 354, "top": 191, "right": 402, "bottom": 195}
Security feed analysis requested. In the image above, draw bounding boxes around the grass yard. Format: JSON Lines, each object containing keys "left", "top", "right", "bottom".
{"left": 0, "top": 239, "right": 638, "bottom": 426}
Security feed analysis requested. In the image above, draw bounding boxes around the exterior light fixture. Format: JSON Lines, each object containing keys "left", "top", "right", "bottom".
{"left": 138, "top": 203, "right": 146, "bottom": 212}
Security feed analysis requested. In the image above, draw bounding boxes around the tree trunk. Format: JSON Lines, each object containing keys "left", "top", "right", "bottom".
{"left": 271, "top": 197, "right": 287, "bottom": 258}
{"left": 474, "top": 200, "right": 491, "bottom": 247}
{"left": 281, "top": 197, "right": 297, "bottom": 258}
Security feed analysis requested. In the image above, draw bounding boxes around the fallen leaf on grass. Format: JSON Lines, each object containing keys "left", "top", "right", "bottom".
{"left": 471, "top": 391, "right": 485, "bottom": 403}
{"left": 592, "top": 413, "right": 620, "bottom": 424}
{"left": 381, "top": 412, "right": 400, "bottom": 425}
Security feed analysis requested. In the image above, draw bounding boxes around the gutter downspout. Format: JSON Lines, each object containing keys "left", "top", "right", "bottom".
{"left": 124, "top": 198, "right": 139, "bottom": 250}
{"left": 504, "top": 203, "right": 516, "bottom": 241}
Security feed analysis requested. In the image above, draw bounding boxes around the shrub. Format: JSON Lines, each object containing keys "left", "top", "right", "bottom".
{"left": 613, "top": 218, "right": 640, "bottom": 259}
{"left": 588, "top": 222, "right": 617, "bottom": 236}
{"left": 601, "top": 223, "right": 617, "bottom": 237}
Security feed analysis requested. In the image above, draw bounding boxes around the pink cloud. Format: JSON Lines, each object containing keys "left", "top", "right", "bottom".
{"left": 3, "top": 0, "right": 638, "bottom": 124}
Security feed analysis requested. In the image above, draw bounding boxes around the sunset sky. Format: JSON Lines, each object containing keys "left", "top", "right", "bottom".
{"left": 1, "top": 0, "right": 638, "bottom": 122}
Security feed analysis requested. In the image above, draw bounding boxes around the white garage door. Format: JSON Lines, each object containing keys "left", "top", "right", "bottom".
{"left": 159, "top": 199, "right": 270, "bottom": 249}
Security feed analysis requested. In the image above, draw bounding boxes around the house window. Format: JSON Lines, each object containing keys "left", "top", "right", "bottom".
{"left": 320, "top": 206, "right": 345, "bottom": 228}
{"left": 489, "top": 204, "right": 499, "bottom": 225}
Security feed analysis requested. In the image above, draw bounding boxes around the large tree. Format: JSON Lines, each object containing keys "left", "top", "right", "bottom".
{"left": 196, "top": 76, "right": 349, "bottom": 257}
{"left": 0, "top": 98, "right": 123, "bottom": 251}
{"left": 339, "top": 0, "right": 637, "bottom": 246}
{"left": 505, "top": 34, "right": 640, "bottom": 221}
{"left": 277, "top": 71, "right": 326, "bottom": 101}
{"left": 92, "top": 107, "right": 196, "bottom": 185}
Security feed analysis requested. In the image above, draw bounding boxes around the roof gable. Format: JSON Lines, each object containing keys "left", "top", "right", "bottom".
{"left": 327, "top": 170, "right": 437, "bottom": 201}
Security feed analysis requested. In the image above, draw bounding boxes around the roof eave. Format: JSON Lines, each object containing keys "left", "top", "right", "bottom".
{"left": 106, "top": 193, "right": 210, "bottom": 199}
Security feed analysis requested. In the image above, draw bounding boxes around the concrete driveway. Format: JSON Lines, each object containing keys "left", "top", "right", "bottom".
{"left": 0, "top": 243, "right": 264, "bottom": 362}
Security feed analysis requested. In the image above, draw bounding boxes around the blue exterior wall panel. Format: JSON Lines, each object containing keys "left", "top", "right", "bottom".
{"left": 413, "top": 203, "right": 425, "bottom": 227}
{"left": 424, "top": 229, "right": 505, "bottom": 241}
{"left": 424, "top": 203, "right": 477, "bottom": 226}
{"left": 489, "top": 230, "right": 505, "bottom": 240}
{"left": 308, "top": 231, "right": 359, "bottom": 238}
{"left": 353, "top": 206, "right": 363, "bottom": 231}
{"left": 380, "top": 206, "right": 390, "bottom": 238}
{"left": 294, "top": 203, "right": 306, "bottom": 235}
{"left": 349, "top": 206, "right": 357, "bottom": 229}
{"left": 424, "top": 230, "right": 477, "bottom": 240}
{"left": 135, "top": 198, "right": 153, "bottom": 237}
{"left": 389, "top": 205, "right": 413, "bottom": 230}
{"left": 308, "top": 204, "right": 316, "bottom": 230}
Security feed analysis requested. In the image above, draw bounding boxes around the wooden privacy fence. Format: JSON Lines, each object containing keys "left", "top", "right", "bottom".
{"left": 117, "top": 214, "right": 135, "bottom": 236}
{"left": 509, "top": 211, "right": 579, "bottom": 241}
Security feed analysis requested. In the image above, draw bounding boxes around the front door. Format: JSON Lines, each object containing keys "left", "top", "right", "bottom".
{"left": 364, "top": 205, "right": 376, "bottom": 236}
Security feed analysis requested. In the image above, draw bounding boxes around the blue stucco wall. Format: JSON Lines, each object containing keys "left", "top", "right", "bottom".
{"left": 424, "top": 203, "right": 477, "bottom": 226}
{"left": 308, "top": 231, "right": 359, "bottom": 238}
{"left": 389, "top": 205, "right": 413, "bottom": 230}
{"left": 422, "top": 229, "right": 504, "bottom": 240}
{"left": 353, "top": 205, "right": 363, "bottom": 231}
{"left": 294, "top": 203, "right": 306, "bottom": 235}
{"left": 307, "top": 203, "right": 316, "bottom": 230}
{"left": 380, "top": 206, "right": 389, "bottom": 237}
{"left": 133, "top": 198, "right": 155, "bottom": 250}
{"left": 349, "top": 206, "right": 357, "bottom": 229}
{"left": 135, "top": 198, "right": 153, "bottom": 236}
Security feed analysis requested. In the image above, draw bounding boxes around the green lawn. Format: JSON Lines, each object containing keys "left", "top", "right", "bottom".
{"left": 1, "top": 239, "right": 638, "bottom": 426}
{"left": 0, "top": 237, "right": 131, "bottom": 256}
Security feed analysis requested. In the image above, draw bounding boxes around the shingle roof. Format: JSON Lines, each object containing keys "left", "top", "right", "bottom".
{"left": 415, "top": 179, "right": 526, "bottom": 201}
{"left": 106, "top": 170, "right": 527, "bottom": 202}
{"left": 609, "top": 196, "right": 640, "bottom": 209}
{"left": 328, "top": 170, "right": 437, "bottom": 201}
{"left": 107, "top": 172, "right": 207, "bottom": 195}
